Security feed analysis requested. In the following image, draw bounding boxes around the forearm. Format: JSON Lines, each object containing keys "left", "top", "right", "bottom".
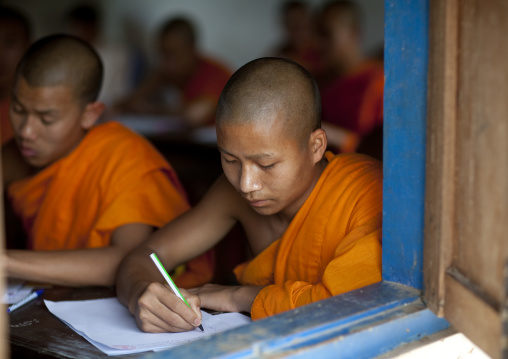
{"left": 116, "top": 244, "right": 166, "bottom": 313}
{"left": 189, "top": 284, "right": 264, "bottom": 313}
{"left": 232, "top": 285, "right": 264, "bottom": 313}
{"left": 6, "top": 247, "right": 129, "bottom": 287}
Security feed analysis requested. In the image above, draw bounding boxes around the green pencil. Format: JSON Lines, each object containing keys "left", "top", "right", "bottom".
{"left": 150, "top": 253, "right": 204, "bottom": 332}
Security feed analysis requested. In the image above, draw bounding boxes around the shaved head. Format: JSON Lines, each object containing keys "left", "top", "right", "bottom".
{"left": 159, "top": 17, "right": 196, "bottom": 47}
{"left": 217, "top": 57, "right": 321, "bottom": 145}
{"left": 322, "top": 0, "right": 363, "bottom": 33}
{"left": 0, "top": 5, "right": 31, "bottom": 42}
{"left": 15, "top": 34, "right": 103, "bottom": 105}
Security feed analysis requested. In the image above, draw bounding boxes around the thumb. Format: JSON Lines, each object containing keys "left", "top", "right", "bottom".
{"left": 181, "top": 288, "right": 202, "bottom": 321}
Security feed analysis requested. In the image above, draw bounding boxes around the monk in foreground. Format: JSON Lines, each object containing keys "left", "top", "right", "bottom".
{"left": 3, "top": 34, "right": 213, "bottom": 287}
{"left": 117, "top": 57, "right": 382, "bottom": 332}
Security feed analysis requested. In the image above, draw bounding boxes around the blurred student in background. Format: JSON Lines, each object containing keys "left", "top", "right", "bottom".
{"left": 319, "top": 0, "right": 383, "bottom": 159}
{"left": 116, "top": 17, "right": 231, "bottom": 128}
{"left": 66, "top": 3, "right": 133, "bottom": 109}
{"left": 0, "top": 6, "right": 31, "bottom": 145}
{"left": 272, "top": 1, "right": 323, "bottom": 78}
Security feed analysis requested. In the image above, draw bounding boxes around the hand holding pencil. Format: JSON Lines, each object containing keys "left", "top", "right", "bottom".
{"left": 150, "top": 253, "right": 204, "bottom": 332}
{"left": 130, "top": 252, "right": 203, "bottom": 334}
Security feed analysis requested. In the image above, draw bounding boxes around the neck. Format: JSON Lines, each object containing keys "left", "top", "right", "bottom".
{"left": 39, "top": 129, "right": 90, "bottom": 171}
{"left": 175, "top": 54, "right": 200, "bottom": 87}
{"left": 334, "top": 49, "right": 364, "bottom": 75}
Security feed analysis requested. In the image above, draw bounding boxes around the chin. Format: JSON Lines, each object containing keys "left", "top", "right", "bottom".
{"left": 25, "top": 156, "right": 51, "bottom": 169}
{"left": 251, "top": 205, "right": 279, "bottom": 216}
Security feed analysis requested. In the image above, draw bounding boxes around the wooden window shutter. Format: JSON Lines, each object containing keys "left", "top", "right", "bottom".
{"left": 424, "top": 1, "right": 508, "bottom": 358}
{"left": 1, "top": 137, "right": 8, "bottom": 358}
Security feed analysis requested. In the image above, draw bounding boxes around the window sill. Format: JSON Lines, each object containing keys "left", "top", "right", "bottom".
{"left": 144, "top": 281, "right": 449, "bottom": 358}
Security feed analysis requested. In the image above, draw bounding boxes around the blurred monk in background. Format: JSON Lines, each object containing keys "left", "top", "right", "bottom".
{"left": 0, "top": 6, "right": 31, "bottom": 145}
{"left": 116, "top": 17, "right": 231, "bottom": 127}
{"left": 273, "top": 1, "right": 323, "bottom": 78}
{"left": 2, "top": 34, "right": 213, "bottom": 287}
{"left": 319, "top": 1, "right": 384, "bottom": 158}
{"left": 117, "top": 58, "right": 382, "bottom": 333}
{"left": 65, "top": 3, "right": 134, "bottom": 109}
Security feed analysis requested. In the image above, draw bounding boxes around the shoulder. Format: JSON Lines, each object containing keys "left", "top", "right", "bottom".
{"left": 328, "top": 152, "right": 382, "bottom": 172}
{"left": 198, "top": 174, "right": 254, "bottom": 219}
{"left": 79, "top": 122, "right": 170, "bottom": 171}
{"left": 323, "top": 152, "right": 382, "bottom": 190}
{"left": 313, "top": 153, "right": 382, "bottom": 223}
{"left": 87, "top": 122, "right": 156, "bottom": 152}
{"left": 202, "top": 175, "right": 245, "bottom": 207}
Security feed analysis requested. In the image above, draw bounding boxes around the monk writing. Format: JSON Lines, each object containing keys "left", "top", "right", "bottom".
{"left": 115, "top": 17, "right": 231, "bottom": 127}
{"left": 3, "top": 34, "right": 213, "bottom": 287}
{"left": 116, "top": 57, "right": 382, "bottom": 332}
{"left": 319, "top": 1, "right": 384, "bottom": 155}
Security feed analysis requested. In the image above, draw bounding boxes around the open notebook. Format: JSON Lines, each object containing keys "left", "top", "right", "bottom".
{"left": 45, "top": 297, "right": 252, "bottom": 356}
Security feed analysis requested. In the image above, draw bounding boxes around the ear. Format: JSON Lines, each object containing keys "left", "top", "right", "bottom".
{"left": 309, "top": 128, "right": 328, "bottom": 164}
{"left": 80, "top": 101, "right": 105, "bottom": 130}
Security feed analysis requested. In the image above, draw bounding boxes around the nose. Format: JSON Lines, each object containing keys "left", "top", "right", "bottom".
{"left": 19, "top": 115, "right": 38, "bottom": 141}
{"left": 239, "top": 165, "right": 262, "bottom": 194}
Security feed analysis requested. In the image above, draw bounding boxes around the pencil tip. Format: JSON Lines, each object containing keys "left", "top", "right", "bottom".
{"left": 199, "top": 324, "right": 204, "bottom": 332}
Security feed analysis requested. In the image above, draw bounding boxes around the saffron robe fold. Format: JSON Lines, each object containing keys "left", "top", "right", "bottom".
{"left": 321, "top": 61, "right": 384, "bottom": 138}
{"left": 1, "top": 98, "right": 13, "bottom": 145}
{"left": 234, "top": 152, "right": 382, "bottom": 320}
{"left": 7, "top": 122, "right": 213, "bottom": 286}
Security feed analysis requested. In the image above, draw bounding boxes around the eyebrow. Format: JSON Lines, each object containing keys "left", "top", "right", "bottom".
{"left": 218, "top": 147, "right": 276, "bottom": 160}
{"left": 37, "top": 109, "right": 59, "bottom": 117}
{"left": 11, "top": 92, "right": 59, "bottom": 116}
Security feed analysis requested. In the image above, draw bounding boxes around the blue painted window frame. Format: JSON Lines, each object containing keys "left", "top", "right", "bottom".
{"left": 145, "top": 1, "right": 450, "bottom": 358}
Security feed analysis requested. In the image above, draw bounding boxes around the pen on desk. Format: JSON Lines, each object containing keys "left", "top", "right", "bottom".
{"left": 7, "top": 289, "right": 44, "bottom": 314}
{"left": 150, "top": 253, "right": 204, "bottom": 332}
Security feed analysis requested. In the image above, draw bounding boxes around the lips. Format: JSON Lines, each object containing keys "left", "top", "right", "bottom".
{"left": 248, "top": 199, "right": 269, "bottom": 207}
{"left": 19, "top": 145, "right": 37, "bottom": 158}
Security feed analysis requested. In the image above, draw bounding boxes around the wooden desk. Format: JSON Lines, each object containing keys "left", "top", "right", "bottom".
{"left": 9, "top": 287, "right": 140, "bottom": 359}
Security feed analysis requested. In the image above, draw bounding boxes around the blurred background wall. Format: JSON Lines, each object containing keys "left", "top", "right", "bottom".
{"left": 1, "top": 0, "right": 384, "bottom": 69}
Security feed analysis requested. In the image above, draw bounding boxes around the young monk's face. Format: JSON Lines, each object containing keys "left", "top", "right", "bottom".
{"left": 9, "top": 77, "right": 89, "bottom": 168}
{"left": 320, "top": 9, "right": 358, "bottom": 67}
{"left": 159, "top": 33, "right": 195, "bottom": 84}
{"left": 217, "top": 113, "right": 318, "bottom": 217}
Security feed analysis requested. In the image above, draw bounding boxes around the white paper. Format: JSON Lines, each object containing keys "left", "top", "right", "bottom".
{"left": 2, "top": 279, "right": 34, "bottom": 304}
{"left": 44, "top": 298, "right": 251, "bottom": 356}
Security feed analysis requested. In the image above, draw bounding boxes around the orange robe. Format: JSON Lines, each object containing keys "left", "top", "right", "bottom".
{"left": 182, "top": 56, "right": 231, "bottom": 125}
{"left": 234, "top": 152, "right": 382, "bottom": 320}
{"left": 321, "top": 61, "right": 384, "bottom": 138}
{"left": 7, "top": 121, "right": 213, "bottom": 287}
{"left": 1, "top": 98, "right": 14, "bottom": 145}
